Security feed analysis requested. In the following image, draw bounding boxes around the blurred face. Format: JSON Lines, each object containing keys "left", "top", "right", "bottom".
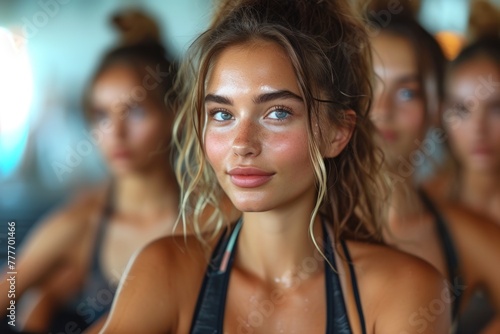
{"left": 444, "top": 57, "right": 500, "bottom": 174}
{"left": 88, "top": 65, "right": 172, "bottom": 175}
{"left": 370, "top": 33, "right": 427, "bottom": 169}
{"left": 204, "top": 40, "right": 317, "bottom": 213}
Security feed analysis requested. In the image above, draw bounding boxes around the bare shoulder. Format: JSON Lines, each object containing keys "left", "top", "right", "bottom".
{"left": 438, "top": 200, "right": 500, "bottom": 239}
{"left": 18, "top": 185, "right": 109, "bottom": 259}
{"left": 345, "top": 241, "right": 450, "bottom": 333}
{"left": 60, "top": 184, "right": 109, "bottom": 222}
{"left": 130, "top": 233, "right": 211, "bottom": 277}
{"left": 421, "top": 167, "right": 455, "bottom": 202}
{"left": 33, "top": 184, "right": 106, "bottom": 231}
{"left": 437, "top": 201, "right": 500, "bottom": 287}
{"left": 103, "top": 233, "right": 219, "bottom": 333}
{"left": 436, "top": 201, "right": 500, "bottom": 268}
{"left": 346, "top": 241, "right": 445, "bottom": 297}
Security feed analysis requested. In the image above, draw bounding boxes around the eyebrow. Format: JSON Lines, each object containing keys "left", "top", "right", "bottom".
{"left": 395, "top": 74, "right": 420, "bottom": 85}
{"left": 204, "top": 90, "right": 303, "bottom": 105}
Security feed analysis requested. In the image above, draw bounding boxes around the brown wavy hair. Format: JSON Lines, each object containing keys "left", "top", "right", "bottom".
{"left": 173, "top": 0, "right": 388, "bottom": 245}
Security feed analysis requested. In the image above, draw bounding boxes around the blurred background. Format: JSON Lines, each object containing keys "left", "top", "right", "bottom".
{"left": 0, "top": 0, "right": 499, "bottom": 252}
{"left": 0, "top": 0, "right": 213, "bottom": 252}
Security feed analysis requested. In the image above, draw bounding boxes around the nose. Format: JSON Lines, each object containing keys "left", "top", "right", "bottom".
{"left": 232, "top": 118, "right": 261, "bottom": 157}
{"left": 371, "top": 89, "right": 394, "bottom": 124}
{"left": 469, "top": 107, "right": 488, "bottom": 139}
{"left": 109, "top": 115, "right": 127, "bottom": 141}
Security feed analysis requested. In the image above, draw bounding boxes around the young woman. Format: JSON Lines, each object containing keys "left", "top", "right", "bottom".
{"left": 441, "top": 38, "right": 500, "bottom": 223}
{"left": 368, "top": 16, "right": 500, "bottom": 333}
{"left": 439, "top": 37, "right": 500, "bottom": 334}
{"left": 101, "top": 1, "right": 449, "bottom": 333}
{"left": 0, "top": 11, "right": 181, "bottom": 333}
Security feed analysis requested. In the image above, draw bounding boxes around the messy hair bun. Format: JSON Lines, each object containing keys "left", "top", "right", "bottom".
{"left": 83, "top": 8, "right": 177, "bottom": 119}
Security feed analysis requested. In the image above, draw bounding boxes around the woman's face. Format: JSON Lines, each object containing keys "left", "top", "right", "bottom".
{"left": 88, "top": 64, "right": 172, "bottom": 176}
{"left": 370, "top": 33, "right": 427, "bottom": 170}
{"left": 203, "top": 40, "right": 317, "bottom": 213}
{"left": 444, "top": 57, "right": 500, "bottom": 174}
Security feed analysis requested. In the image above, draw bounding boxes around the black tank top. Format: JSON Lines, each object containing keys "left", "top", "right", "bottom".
{"left": 49, "top": 185, "right": 116, "bottom": 332}
{"left": 419, "top": 190, "right": 464, "bottom": 328}
{"left": 189, "top": 218, "right": 366, "bottom": 334}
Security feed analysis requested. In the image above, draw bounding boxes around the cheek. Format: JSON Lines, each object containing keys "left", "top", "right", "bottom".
{"left": 130, "top": 117, "right": 169, "bottom": 145}
{"left": 494, "top": 131, "right": 500, "bottom": 149}
{"left": 399, "top": 104, "right": 425, "bottom": 133}
{"left": 271, "top": 130, "right": 312, "bottom": 170}
{"left": 395, "top": 102, "right": 427, "bottom": 145}
{"left": 489, "top": 117, "right": 500, "bottom": 141}
{"left": 446, "top": 121, "right": 469, "bottom": 156}
{"left": 205, "top": 129, "right": 230, "bottom": 170}
{"left": 91, "top": 121, "right": 113, "bottom": 152}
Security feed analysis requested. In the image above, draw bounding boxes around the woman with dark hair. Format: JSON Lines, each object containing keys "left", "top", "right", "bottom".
{"left": 368, "top": 13, "right": 500, "bottom": 333}
{"left": 437, "top": 36, "right": 500, "bottom": 334}
{"left": 440, "top": 37, "right": 500, "bottom": 225}
{"left": 0, "top": 9, "right": 182, "bottom": 333}
{"left": 101, "top": 1, "right": 450, "bottom": 333}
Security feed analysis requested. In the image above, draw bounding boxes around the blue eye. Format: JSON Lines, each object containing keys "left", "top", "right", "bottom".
{"left": 212, "top": 110, "right": 233, "bottom": 121}
{"left": 397, "top": 88, "right": 416, "bottom": 101}
{"left": 128, "top": 106, "right": 146, "bottom": 119}
{"left": 268, "top": 108, "right": 291, "bottom": 120}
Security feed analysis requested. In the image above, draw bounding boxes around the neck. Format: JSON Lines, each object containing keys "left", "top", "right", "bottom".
{"left": 388, "top": 170, "right": 425, "bottom": 218}
{"left": 460, "top": 169, "right": 500, "bottom": 212}
{"left": 236, "top": 207, "right": 323, "bottom": 286}
{"left": 113, "top": 163, "right": 179, "bottom": 217}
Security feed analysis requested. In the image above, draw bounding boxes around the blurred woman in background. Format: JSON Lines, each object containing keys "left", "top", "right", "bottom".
{"left": 425, "top": 2, "right": 500, "bottom": 331}
{"left": 435, "top": 36, "right": 500, "bottom": 334}
{"left": 368, "top": 13, "right": 500, "bottom": 333}
{"left": 0, "top": 9, "right": 182, "bottom": 333}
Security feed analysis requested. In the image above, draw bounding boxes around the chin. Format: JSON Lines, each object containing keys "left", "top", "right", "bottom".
{"left": 109, "top": 162, "right": 142, "bottom": 176}
{"left": 231, "top": 198, "right": 273, "bottom": 213}
{"left": 467, "top": 162, "right": 500, "bottom": 174}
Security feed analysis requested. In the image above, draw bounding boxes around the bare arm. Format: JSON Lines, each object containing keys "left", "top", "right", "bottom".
{"left": 374, "top": 254, "right": 451, "bottom": 333}
{"left": 444, "top": 206, "right": 500, "bottom": 313}
{"left": 100, "top": 239, "right": 178, "bottom": 334}
{"left": 0, "top": 199, "right": 91, "bottom": 315}
{"left": 83, "top": 312, "right": 108, "bottom": 334}
{"left": 480, "top": 316, "right": 500, "bottom": 334}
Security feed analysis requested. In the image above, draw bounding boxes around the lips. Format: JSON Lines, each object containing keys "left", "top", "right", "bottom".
{"left": 470, "top": 146, "right": 493, "bottom": 156}
{"left": 228, "top": 167, "right": 274, "bottom": 188}
{"left": 111, "top": 150, "right": 131, "bottom": 160}
{"left": 378, "top": 129, "right": 398, "bottom": 142}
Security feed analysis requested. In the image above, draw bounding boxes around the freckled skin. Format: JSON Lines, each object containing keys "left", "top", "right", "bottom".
{"left": 101, "top": 40, "right": 450, "bottom": 334}
{"left": 204, "top": 41, "right": 316, "bottom": 213}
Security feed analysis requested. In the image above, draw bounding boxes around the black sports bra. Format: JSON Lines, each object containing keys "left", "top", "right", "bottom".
{"left": 189, "top": 218, "right": 366, "bottom": 334}
{"left": 44, "top": 185, "right": 116, "bottom": 332}
{"left": 419, "top": 190, "right": 464, "bottom": 326}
